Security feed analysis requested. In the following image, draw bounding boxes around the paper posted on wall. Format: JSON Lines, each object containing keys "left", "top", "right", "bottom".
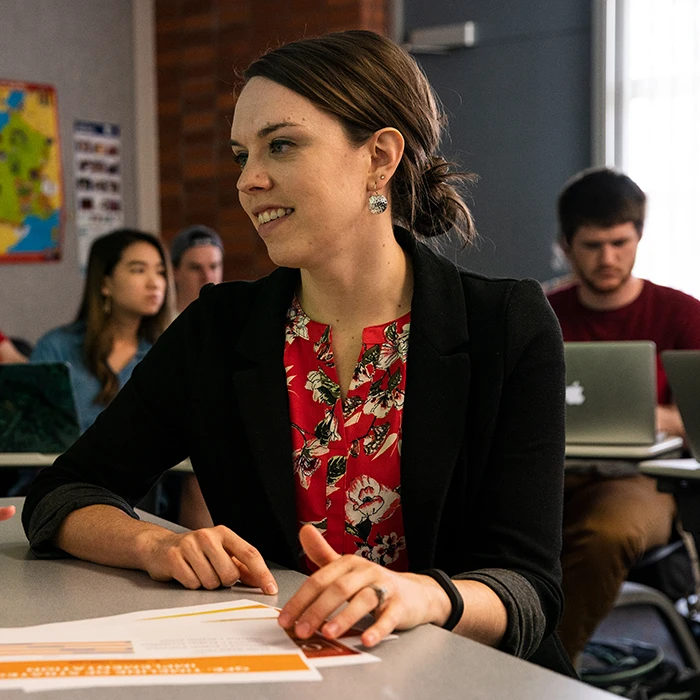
{"left": 73, "top": 120, "right": 124, "bottom": 272}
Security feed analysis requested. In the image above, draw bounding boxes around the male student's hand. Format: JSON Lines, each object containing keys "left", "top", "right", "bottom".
{"left": 0, "top": 505, "right": 16, "bottom": 522}
{"left": 656, "top": 404, "right": 685, "bottom": 439}
{"left": 139, "top": 525, "right": 278, "bottom": 594}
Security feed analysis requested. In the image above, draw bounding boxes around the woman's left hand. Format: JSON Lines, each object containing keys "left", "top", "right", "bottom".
{"left": 277, "top": 524, "right": 451, "bottom": 647}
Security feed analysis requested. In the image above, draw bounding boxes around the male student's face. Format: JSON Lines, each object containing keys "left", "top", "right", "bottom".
{"left": 566, "top": 221, "right": 640, "bottom": 295}
{"left": 174, "top": 244, "right": 223, "bottom": 310}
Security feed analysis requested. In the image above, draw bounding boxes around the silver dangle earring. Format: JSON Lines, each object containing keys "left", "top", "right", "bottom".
{"left": 368, "top": 178, "right": 388, "bottom": 215}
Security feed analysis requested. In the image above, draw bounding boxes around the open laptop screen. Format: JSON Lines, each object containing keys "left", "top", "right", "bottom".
{"left": 564, "top": 341, "right": 657, "bottom": 445}
{"left": 0, "top": 362, "right": 80, "bottom": 453}
{"left": 662, "top": 350, "right": 700, "bottom": 461}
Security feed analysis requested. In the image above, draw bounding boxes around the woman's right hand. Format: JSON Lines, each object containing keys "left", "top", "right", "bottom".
{"left": 138, "top": 525, "right": 278, "bottom": 594}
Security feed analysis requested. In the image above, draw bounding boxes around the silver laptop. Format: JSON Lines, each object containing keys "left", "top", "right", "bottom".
{"left": 565, "top": 341, "right": 657, "bottom": 445}
{"left": 564, "top": 341, "right": 683, "bottom": 458}
{"left": 639, "top": 350, "right": 700, "bottom": 477}
{"left": 661, "top": 351, "right": 700, "bottom": 461}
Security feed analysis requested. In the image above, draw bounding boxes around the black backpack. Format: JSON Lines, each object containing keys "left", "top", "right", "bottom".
{"left": 580, "top": 639, "right": 700, "bottom": 699}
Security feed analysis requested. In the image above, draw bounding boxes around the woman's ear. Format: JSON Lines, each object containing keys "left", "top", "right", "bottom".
{"left": 367, "top": 127, "right": 404, "bottom": 190}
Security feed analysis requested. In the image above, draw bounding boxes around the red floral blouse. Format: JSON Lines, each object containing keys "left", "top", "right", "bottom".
{"left": 284, "top": 298, "right": 410, "bottom": 573}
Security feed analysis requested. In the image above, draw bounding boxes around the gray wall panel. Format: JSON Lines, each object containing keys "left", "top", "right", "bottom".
{"left": 0, "top": 0, "right": 136, "bottom": 344}
{"left": 405, "top": 0, "right": 591, "bottom": 280}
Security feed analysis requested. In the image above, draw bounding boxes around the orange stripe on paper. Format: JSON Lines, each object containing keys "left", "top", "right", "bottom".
{"left": 0, "top": 654, "right": 309, "bottom": 679}
{"left": 141, "top": 605, "right": 270, "bottom": 620}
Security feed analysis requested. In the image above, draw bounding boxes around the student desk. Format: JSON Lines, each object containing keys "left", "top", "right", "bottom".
{"left": 0, "top": 497, "right": 615, "bottom": 700}
{"left": 0, "top": 454, "right": 193, "bottom": 472}
{"left": 639, "top": 459, "right": 700, "bottom": 541}
{"left": 0, "top": 457, "right": 192, "bottom": 518}
{"left": 563, "top": 442, "right": 691, "bottom": 540}
{"left": 564, "top": 437, "right": 683, "bottom": 479}
{"left": 565, "top": 436, "right": 684, "bottom": 460}
{"left": 0, "top": 453, "right": 58, "bottom": 468}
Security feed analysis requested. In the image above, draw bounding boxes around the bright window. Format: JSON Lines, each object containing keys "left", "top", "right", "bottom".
{"left": 595, "top": 0, "right": 700, "bottom": 298}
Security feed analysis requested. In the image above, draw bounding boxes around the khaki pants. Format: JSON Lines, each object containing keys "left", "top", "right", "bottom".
{"left": 558, "top": 473, "right": 676, "bottom": 661}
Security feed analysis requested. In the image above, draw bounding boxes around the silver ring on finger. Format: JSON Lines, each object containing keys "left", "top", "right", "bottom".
{"left": 368, "top": 583, "right": 388, "bottom": 612}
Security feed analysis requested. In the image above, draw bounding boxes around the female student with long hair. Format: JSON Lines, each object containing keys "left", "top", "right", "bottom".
{"left": 31, "top": 229, "right": 173, "bottom": 432}
{"left": 24, "top": 32, "right": 571, "bottom": 674}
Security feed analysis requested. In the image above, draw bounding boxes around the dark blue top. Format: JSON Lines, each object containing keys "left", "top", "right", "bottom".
{"left": 30, "top": 321, "right": 151, "bottom": 433}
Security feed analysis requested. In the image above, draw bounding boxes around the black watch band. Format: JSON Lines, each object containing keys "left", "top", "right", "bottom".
{"left": 420, "top": 568, "right": 465, "bottom": 631}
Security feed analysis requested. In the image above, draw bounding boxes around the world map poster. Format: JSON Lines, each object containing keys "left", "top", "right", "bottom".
{"left": 0, "top": 80, "right": 64, "bottom": 262}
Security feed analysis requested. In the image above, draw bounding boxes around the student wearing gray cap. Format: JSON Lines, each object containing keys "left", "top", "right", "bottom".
{"left": 170, "top": 225, "right": 224, "bottom": 313}
{"left": 170, "top": 225, "right": 224, "bottom": 528}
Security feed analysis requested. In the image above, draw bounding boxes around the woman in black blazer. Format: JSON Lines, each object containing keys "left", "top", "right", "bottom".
{"left": 23, "top": 30, "right": 571, "bottom": 675}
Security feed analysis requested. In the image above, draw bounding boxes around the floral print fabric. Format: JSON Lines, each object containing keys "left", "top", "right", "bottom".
{"left": 285, "top": 297, "right": 410, "bottom": 573}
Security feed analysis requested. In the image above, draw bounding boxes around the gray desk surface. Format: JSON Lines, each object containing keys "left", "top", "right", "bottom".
{"left": 0, "top": 453, "right": 58, "bottom": 467}
{"left": 639, "top": 457, "right": 700, "bottom": 480}
{"left": 0, "top": 498, "right": 614, "bottom": 699}
{"left": 638, "top": 459, "right": 700, "bottom": 539}
{"left": 0, "top": 455, "right": 193, "bottom": 472}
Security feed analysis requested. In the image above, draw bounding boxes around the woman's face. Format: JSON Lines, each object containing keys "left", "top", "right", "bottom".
{"left": 102, "top": 241, "right": 166, "bottom": 318}
{"left": 231, "top": 77, "right": 373, "bottom": 269}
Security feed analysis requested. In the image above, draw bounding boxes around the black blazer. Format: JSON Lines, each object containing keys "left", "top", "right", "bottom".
{"left": 24, "top": 232, "right": 571, "bottom": 674}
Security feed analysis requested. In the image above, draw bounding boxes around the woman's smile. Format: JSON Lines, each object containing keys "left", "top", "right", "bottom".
{"left": 256, "top": 206, "right": 294, "bottom": 225}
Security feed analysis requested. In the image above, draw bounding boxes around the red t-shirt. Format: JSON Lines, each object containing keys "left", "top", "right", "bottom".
{"left": 0, "top": 330, "right": 6, "bottom": 344}
{"left": 284, "top": 298, "right": 410, "bottom": 573}
{"left": 547, "top": 280, "right": 700, "bottom": 404}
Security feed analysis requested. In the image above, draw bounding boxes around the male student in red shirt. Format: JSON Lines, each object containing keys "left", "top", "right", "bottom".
{"left": 547, "top": 167, "right": 700, "bottom": 662}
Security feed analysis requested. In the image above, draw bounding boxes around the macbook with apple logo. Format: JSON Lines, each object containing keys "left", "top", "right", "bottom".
{"left": 564, "top": 341, "right": 683, "bottom": 458}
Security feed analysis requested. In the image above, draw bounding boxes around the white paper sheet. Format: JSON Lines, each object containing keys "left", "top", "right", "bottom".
{"left": 0, "top": 599, "right": 320, "bottom": 691}
{"left": 8, "top": 598, "right": 386, "bottom": 666}
{"left": 0, "top": 598, "right": 389, "bottom": 692}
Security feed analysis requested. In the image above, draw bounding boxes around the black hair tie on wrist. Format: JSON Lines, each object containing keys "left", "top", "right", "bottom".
{"left": 420, "top": 568, "right": 465, "bottom": 631}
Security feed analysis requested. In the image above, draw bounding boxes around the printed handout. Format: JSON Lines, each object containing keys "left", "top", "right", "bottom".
{"left": 0, "top": 598, "right": 383, "bottom": 692}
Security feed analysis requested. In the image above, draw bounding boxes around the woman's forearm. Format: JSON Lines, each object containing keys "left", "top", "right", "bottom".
{"left": 452, "top": 579, "right": 508, "bottom": 647}
{"left": 55, "top": 504, "right": 279, "bottom": 592}
{"left": 55, "top": 504, "right": 172, "bottom": 571}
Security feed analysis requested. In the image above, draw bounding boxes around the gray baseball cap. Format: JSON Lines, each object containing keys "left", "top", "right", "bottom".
{"left": 170, "top": 225, "right": 223, "bottom": 266}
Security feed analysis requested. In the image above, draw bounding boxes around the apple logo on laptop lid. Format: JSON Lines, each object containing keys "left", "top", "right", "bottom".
{"left": 566, "top": 380, "right": 585, "bottom": 406}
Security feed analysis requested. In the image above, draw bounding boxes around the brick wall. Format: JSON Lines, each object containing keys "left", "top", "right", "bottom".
{"left": 155, "top": 0, "right": 388, "bottom": 281}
